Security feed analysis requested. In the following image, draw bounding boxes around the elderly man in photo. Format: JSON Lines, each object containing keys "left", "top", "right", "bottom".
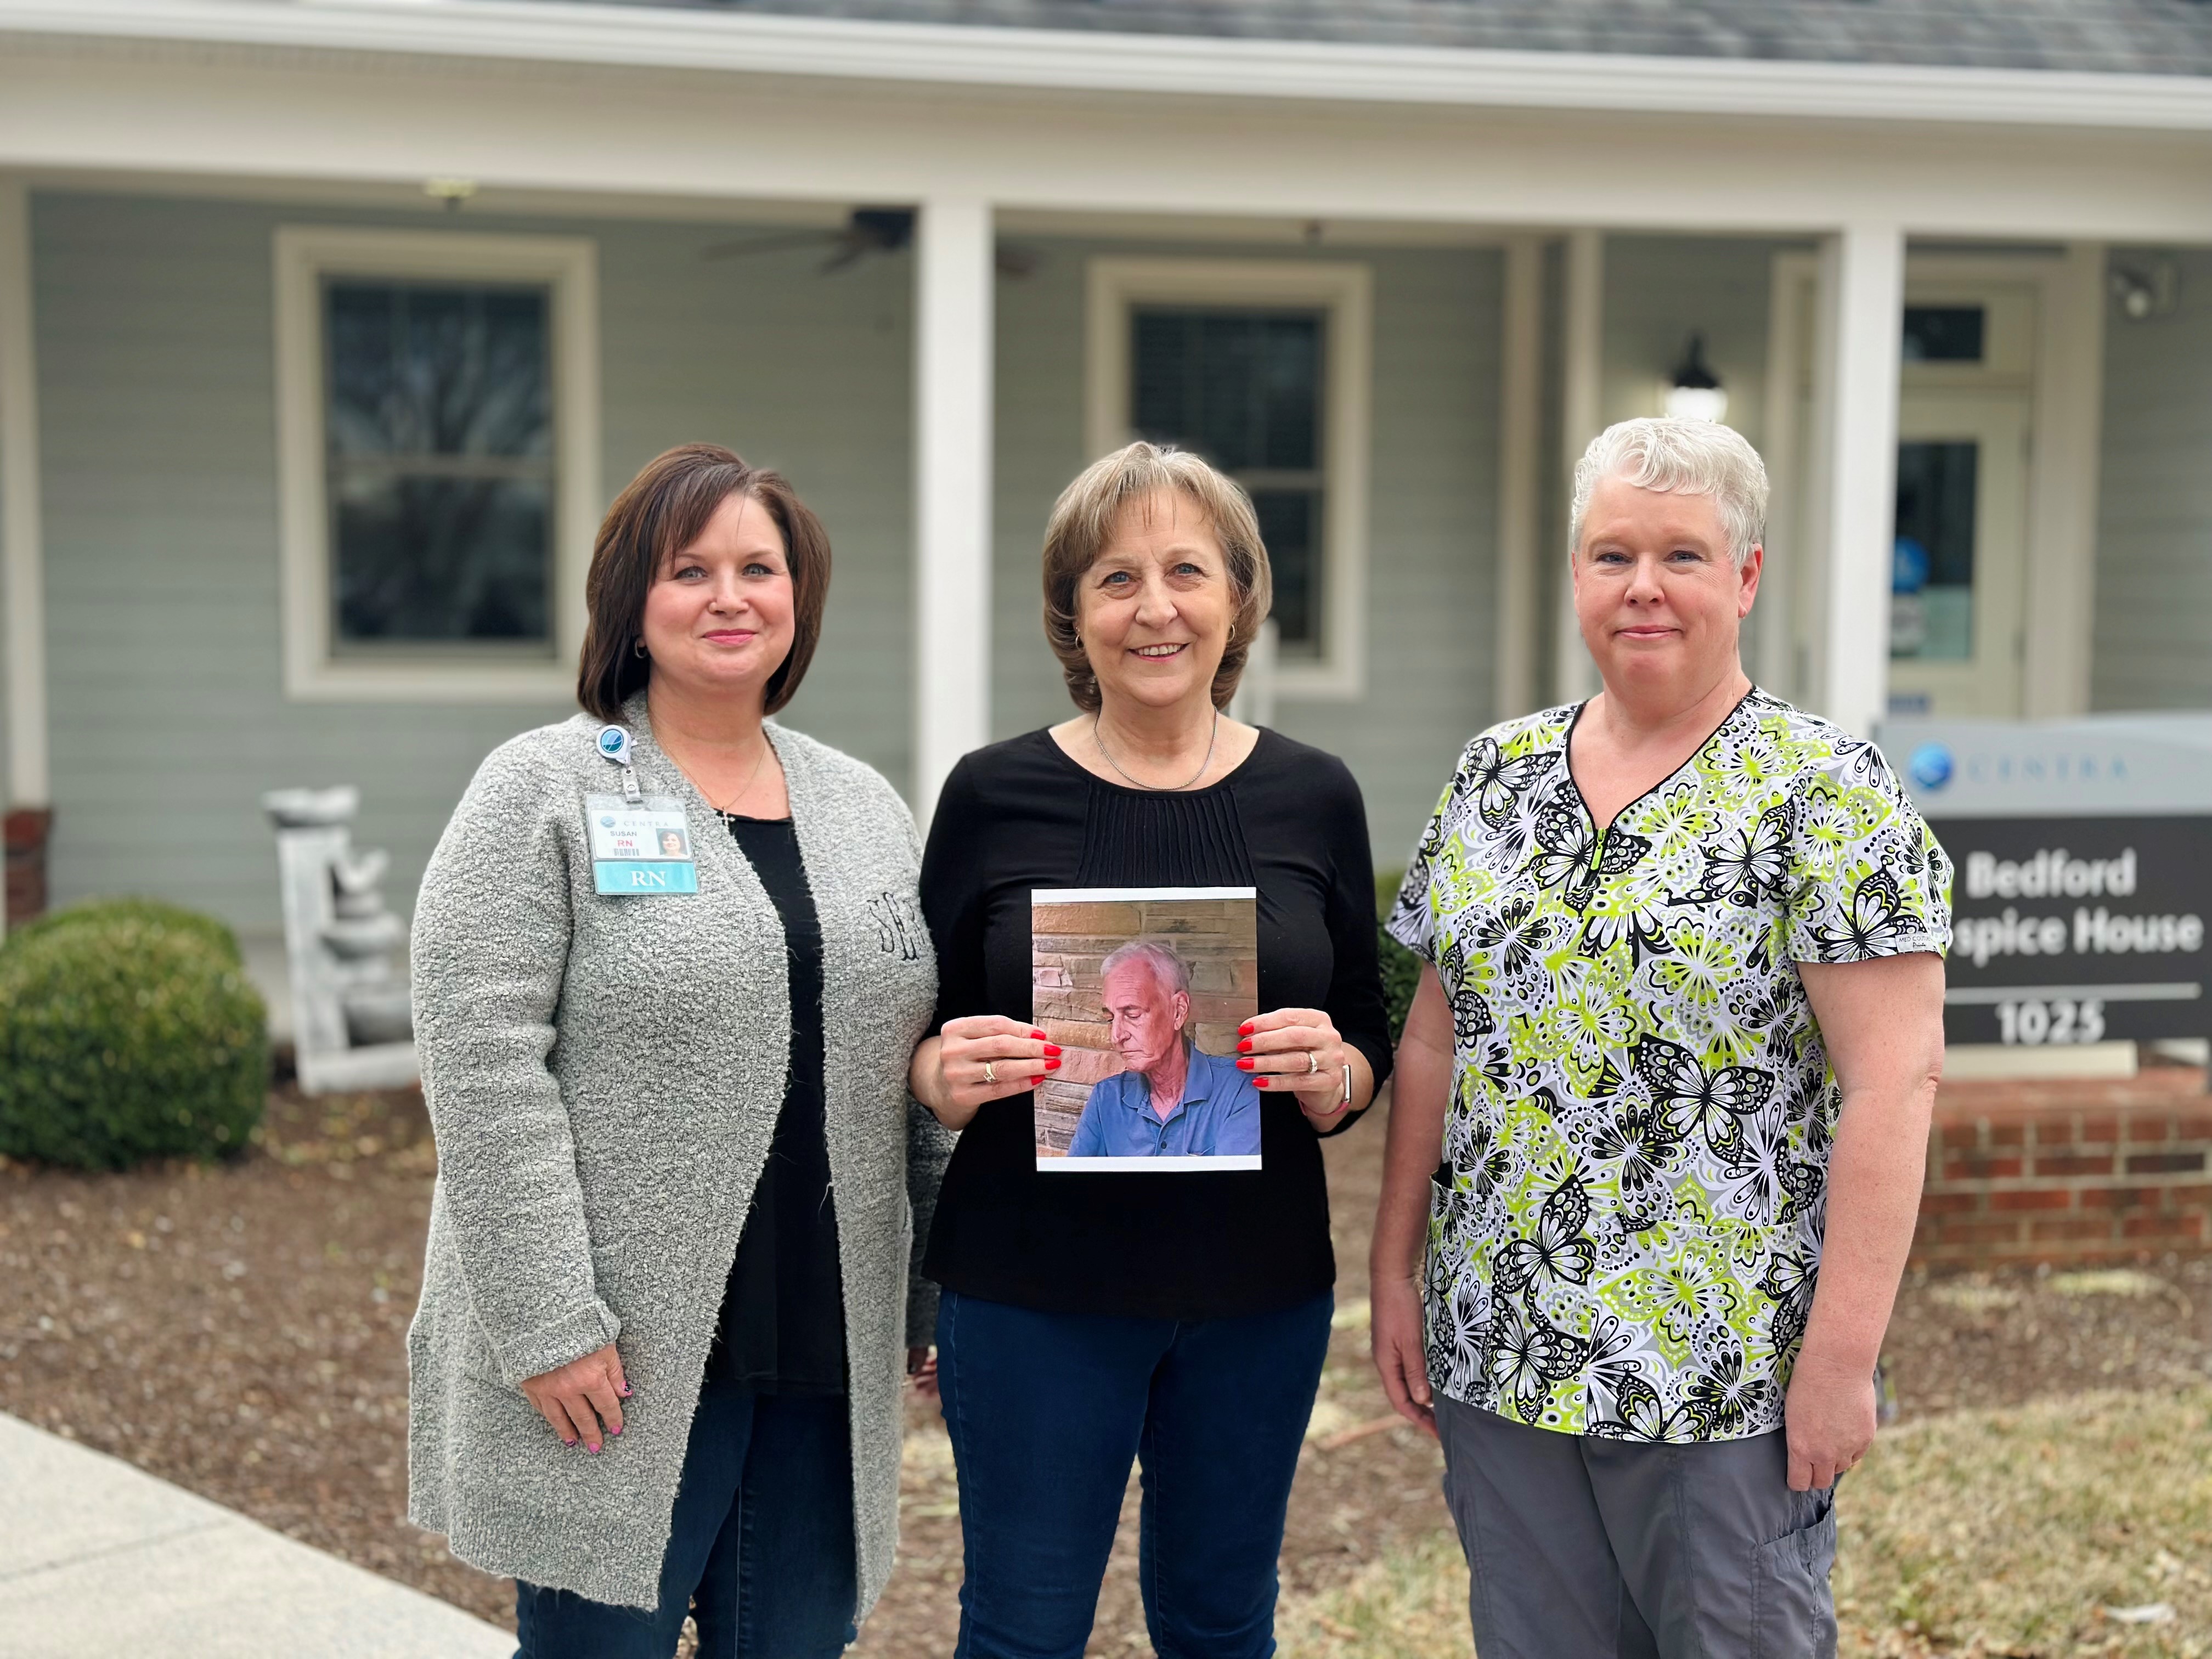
{"left": 1069, "top": 939, "right": 1262, "bottom": 1159}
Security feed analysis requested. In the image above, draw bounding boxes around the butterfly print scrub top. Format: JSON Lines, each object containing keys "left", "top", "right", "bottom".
{"left": 1386, "top": 689, "right": 1953, "bottom": 1442}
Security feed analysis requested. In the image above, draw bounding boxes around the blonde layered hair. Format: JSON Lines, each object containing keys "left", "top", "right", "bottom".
{"left": 1041, "top": 442, "right": 1274, "bottom": 714}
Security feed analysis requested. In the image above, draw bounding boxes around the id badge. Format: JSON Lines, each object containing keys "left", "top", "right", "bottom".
{"left": 585, "top": 794, "right": 699, "bottom": 895}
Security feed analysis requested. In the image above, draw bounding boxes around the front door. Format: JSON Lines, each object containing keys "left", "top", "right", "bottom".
{"left": 1886, "top": 390, "right": 2032, "bottom": 718}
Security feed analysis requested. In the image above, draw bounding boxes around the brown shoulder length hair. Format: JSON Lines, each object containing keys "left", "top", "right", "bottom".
{"left": 577, "top": 444, "right": 832, "bottom": 723}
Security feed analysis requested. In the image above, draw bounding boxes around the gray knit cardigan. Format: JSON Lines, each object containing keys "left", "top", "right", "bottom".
{"left": 405, "top": 698, "right": 945, "bottom": 1615}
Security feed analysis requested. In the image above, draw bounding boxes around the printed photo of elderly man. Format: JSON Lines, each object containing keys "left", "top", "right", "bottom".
{"left": 1068, "top": 938, "right": 1262, "bottom": 1159}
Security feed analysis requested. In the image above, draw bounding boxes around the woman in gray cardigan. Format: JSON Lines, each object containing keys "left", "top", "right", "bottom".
{"left": 407, "top": 444, "right": 943, "bottom": 1658}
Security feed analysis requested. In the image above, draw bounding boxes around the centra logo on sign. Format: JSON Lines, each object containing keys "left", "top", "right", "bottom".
{"left": 1964, "top": 847, "right": 2134, "bottom": 900}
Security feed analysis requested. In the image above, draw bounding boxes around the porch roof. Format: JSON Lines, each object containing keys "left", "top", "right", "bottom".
{"left": 577, "top": 0, "right": 2212, "bottom": 77}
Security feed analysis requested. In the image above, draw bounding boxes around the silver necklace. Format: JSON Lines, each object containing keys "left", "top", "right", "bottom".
{"left": 1093, "top": 711, "right": 1218, "bottom": 792}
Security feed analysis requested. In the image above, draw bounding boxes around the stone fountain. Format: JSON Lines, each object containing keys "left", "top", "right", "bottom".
{"left": 262, "top": 786, "right": 419, "bottom": 1094}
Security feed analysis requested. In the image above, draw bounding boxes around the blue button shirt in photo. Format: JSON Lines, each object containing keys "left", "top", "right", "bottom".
{"left": 1066, "top": 1047, "right": 1262, "bottom": 1159}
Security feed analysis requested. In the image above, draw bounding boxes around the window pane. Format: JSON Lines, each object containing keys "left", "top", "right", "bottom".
{"left": 332, "top": 473, "right": 551, "bottom": 646}
{"left": 1251, "top": 489, "right": 1321, "bottom": 649}
{"left": 1900, "top": 306, "right": 1985, "bottom": 364}
{"left": 1891, "top": 439, "right": 1979, "bottom": 662}
{"left": 1131, "top": 310, "right": 1321, "bottom": 472}
{"left": 326, "top": 280, "right": 552, "bottom": 458}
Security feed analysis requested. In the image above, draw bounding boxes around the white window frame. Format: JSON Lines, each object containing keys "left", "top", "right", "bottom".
{"left": 1085, "top": 257, "right": 1372, "bottom": 700}
{"left": 273, "top": 225, "right": 600, "bottom": 702}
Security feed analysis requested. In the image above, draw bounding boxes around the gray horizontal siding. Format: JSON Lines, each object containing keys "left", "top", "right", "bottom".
{"left": 991, "top": 236, "right": 1504, "bottom": 877}
{"left": 32, "top": 190, "right": 911, "bottom": 932}
{"left": 2092, "top": 247, "right": 2212, "bottom": 713}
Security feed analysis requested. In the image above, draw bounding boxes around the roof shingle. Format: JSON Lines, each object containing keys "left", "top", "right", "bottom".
{"left": 568, "top": 0, "right": 2212, "bottom": 77}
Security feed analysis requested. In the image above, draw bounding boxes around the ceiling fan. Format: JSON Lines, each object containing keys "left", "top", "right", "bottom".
{"left": 703, "top": 207, "right": 1039, "bottom": 276}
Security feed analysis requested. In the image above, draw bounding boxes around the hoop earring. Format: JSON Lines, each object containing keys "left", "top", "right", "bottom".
{"left": 633, "top": 639, "right": 648, "bottom": 659}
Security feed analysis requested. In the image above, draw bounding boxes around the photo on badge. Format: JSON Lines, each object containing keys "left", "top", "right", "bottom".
{"left": 1032, "top": 887, "right": 1262, "bottom": 1172}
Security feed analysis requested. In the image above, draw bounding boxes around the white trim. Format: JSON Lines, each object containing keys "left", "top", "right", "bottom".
{"left": 1085, "top": 257, "right": 1373, "bottom": 701}
{"left": 1757, "top": 252, "right": 1815, "bottom": 702}
{"left": 1812, "top": 223, "right": 1906, "bottom": 737}
{"left": 2023, "top": 245, "right": 2106, "bottom": 719}
{"left": 912, "top": 198, "right": 994, "bottom": 823}
{"left": 1045, "top": 1156, "right": 1264, "bottom": 1173}
{"left": 1768, "top": 246, "right": 2108, "bottom": 720}
{"left": 0, "top": 176, "right": 44, "bottom": 809}
{"left": 7, "top": 1, "right": 2212, "bottom": 132}
{"left": 1492, "top": 235, "right": 1543, "bottom": 721}
{"left": 1553, "top": 230, "right": 1603, "bottom": 707}
{"left": 271, "top": 225, "right": 599, "bottom": 703}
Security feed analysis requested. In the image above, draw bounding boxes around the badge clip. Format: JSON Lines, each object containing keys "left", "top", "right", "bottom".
{"left": 596, "top": 725, "right": 642, "bottom": 805}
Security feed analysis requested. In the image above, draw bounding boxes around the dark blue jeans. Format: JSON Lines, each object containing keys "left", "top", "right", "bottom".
{"left": 935, "top": 1288, "right": 1334, "bottom": 1659}
{"left": 514, "top": 1376, "right": 857, "bottom": 1659}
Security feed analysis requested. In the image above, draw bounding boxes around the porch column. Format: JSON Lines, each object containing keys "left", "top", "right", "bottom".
{"left": 0, "top": 177, "right": 49, "bottom": 933}
{"left": 1492, "top": 234, "right": 1544, "bottom": 720}
{"left": 1810, "top": 223, "right": 1905, "bottom": 736}
{"left": 1553, "top": 229, "right": 1603, "bottom": 705}
{"left": 911, "top": 197, "right": 994, "bottom": 825}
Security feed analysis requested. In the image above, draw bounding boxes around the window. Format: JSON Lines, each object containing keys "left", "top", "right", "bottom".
{"left": 1087, "top": 259, "right": 1370, "bottom": 698}
{"left": 275, "top": 229, "right": 598, "bottom": 700}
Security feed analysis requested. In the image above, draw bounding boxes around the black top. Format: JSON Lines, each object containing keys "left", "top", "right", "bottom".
{"left": 919, "top": 726, "right": 1393, "bottom": 1321}
{"left": 709, "top": 815, "right": 846, "bottom": 1395}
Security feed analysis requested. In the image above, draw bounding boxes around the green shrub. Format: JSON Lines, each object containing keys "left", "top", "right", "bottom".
{"left": 0, "top": 910, "right": 267, "bottom": 1169}
{"left": 2, "top": 896, "right": 243, "bottom": 966}
{"left": 1375, "top": 868, "right": 1421, "bottom": 1047}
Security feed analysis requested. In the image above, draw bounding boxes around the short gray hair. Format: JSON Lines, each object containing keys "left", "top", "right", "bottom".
{"left": 1098, "top": 938, "right": 1193, "bottom": 1001}
{"left": 1569, "top": 417, "right": 1770, "bottom": 569}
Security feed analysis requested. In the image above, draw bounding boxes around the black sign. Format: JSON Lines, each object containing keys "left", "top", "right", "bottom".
{"left": 1926, "top": 815, "right": 2211, "bottom": 1046}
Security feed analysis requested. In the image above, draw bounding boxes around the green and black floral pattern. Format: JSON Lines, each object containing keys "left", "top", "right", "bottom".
{"left": 1389, "top": 690, "right": 1952, "bottom": 1442}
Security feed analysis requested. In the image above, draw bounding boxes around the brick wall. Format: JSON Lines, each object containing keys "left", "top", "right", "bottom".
{"left": 1913, "top": 1066, "right": 2212, "bottom": 1266}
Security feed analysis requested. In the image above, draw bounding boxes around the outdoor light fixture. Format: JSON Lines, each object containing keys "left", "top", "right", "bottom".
{"left": 1664, "top": 333, "right": 1728, "bottom": 423}
{"left": 2111, "top": 259, "right": 2180, "bottom": 322}
{"left": 422, "top": 178, "right": 478, "bottom": 211}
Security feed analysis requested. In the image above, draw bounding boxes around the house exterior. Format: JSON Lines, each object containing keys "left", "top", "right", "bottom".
{"left": 1, "top": 1, "right": 2210, "bottom": 979}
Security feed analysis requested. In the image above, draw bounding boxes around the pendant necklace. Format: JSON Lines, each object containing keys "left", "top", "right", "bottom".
{"left": 699, "top": 733, "right": 773, "bottom": 827}
{"left": 1093, "top": 710, "right": 1218, "bottom": 792}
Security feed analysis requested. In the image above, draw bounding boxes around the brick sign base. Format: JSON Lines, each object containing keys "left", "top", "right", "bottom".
{"left": 1914, "top": 1066, "right": 2212, "bottom": 1266}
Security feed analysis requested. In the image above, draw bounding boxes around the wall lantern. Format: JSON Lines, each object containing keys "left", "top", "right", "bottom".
{"left": 1664, "top": 333, "right": 1728, "bottom": 423}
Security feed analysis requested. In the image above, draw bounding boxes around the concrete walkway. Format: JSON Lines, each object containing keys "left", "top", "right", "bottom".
{"left": 0, "top": 1412, "right": 511, "bottom": 1657}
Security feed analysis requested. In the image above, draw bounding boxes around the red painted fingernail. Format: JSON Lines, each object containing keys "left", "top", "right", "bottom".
{"left": 1236, "top": 1058, "right": 1255, "bottom": 1070}
{"left": 1238, "top": 1022, "right": 1254, "bottom": 1036}
{"left": 1237, "top": 1039, "right": 1252, "bottom": 1053}
{"left": 1032, "top": 1073, "right": 1047, "bottom": 1085}
{"left": 1030, "top": 1029, "right": 1047, "bottom": 1041}
{"left": 1254, "top": 1077, "right": 1271, "bottom": 1088}
{"left": 1045, "top": 1058, "right": 1060, "bottom": 1070}
{"left": 1043, "top": 1044, "right": 1062, "bottom": 1057}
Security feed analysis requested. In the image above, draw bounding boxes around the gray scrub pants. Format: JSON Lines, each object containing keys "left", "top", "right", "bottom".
{"left": 1436, "top": 1397, "right": 1838, "bottom": 1659}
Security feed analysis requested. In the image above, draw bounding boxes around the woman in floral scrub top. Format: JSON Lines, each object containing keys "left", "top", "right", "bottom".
{"left": 1372, "top": 417, "right": 1952, "bottom": 1659}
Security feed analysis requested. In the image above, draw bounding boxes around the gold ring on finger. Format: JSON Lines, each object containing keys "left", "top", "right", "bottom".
{"left": 984, "top": 1060, "right": 998, "bottom": 1085}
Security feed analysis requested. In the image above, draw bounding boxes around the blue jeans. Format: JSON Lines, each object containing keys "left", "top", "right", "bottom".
{"left": 935, "top": 1288, "right": 1334, "bottom": 1659}
{"left": 514, "top": 1377, "right": 857, "bottom": 1659}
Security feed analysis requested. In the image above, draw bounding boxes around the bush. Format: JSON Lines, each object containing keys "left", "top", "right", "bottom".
{"left": 2, "top": 896, "right": 243, "bottom": 966}
{"left": 1375, "top": 869, "right": 1421, "bottom": 1047}
{"left": 0, "top": 908, "right": 267, "bottom": 1169}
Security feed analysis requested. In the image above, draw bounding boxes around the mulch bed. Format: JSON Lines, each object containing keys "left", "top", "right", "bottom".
{"left": 5, "top": 1085, "right": 2210, "bottom": 1655}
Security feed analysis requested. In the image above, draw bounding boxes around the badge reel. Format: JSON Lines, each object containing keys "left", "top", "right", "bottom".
{"left": 586, "top": 725, "right": 699, "bottom": 896}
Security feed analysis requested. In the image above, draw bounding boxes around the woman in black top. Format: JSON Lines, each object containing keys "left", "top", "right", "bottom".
{"left": 909, "top": 442, "right": 1391, "bottom": 1658}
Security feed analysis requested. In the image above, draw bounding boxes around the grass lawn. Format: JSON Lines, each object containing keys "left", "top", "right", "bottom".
{"left": 1278, "top": 1388, "right": 2212, "bottom": 1658}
